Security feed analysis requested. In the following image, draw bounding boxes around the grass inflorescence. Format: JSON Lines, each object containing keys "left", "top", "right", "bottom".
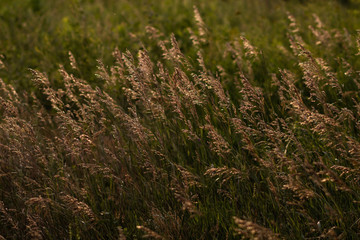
{"left": 0, "top": 0, "right": 359, "bottom": 239}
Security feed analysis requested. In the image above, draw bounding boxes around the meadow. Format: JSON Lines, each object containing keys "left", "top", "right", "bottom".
{"left": 0, "top": 0, "right": 360, "bottom": 239}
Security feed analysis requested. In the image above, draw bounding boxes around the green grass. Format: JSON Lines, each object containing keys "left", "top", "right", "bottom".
{"left": 1, "top": 0, "right": 359, "bottom": 89}
{"left": 0, "top": 0, "right": 359, "bottom": 239}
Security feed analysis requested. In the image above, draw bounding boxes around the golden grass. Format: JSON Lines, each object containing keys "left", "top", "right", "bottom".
{"left": 0, "top": 5, "right": 359, "bottom": 239}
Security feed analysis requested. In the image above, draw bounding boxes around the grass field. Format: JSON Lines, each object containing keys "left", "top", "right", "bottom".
{"left": 0, "top": 0, "right": 360, "bottom": 239}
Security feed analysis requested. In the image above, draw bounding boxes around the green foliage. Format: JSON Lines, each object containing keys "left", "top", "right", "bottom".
{"left": 0, "top": 0, "right": 359, "bottom": 239}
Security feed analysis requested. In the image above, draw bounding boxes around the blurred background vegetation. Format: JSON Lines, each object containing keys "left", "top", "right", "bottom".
{"left": 0, "top": 1, "right": 360, "bottom": 239}
{"left": 0, "top": 0, "right": 359, "bottom": 91}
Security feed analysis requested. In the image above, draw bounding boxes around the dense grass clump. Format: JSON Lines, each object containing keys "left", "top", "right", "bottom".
{"left": 0, "top": 0, "right": 360, "bottom": 239}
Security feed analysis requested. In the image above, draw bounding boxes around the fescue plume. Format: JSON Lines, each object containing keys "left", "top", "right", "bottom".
{"left": 193, "top": 6, "right": 207, "bottom": 44}
{"left": 233, "top": 217, "right": 281, "bottom": 240}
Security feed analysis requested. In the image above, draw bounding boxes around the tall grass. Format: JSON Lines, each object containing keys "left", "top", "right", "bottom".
{"left": 0, "top": 1, "right": 360, "bottom": 239}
